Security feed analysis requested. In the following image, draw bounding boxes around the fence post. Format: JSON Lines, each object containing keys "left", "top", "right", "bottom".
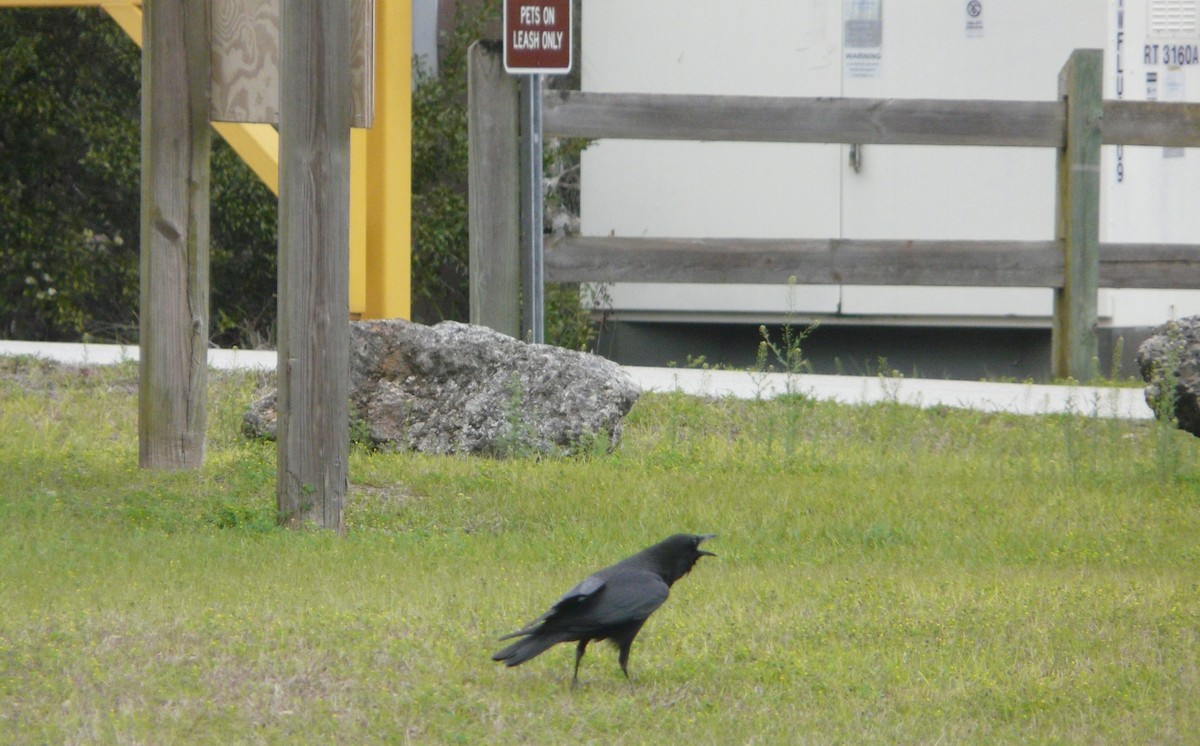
{"left": 467, "top": 41, "right": 522, "bottom": 338}
{"left": 276, "top": 0, "right": 352, "bottom": 532}
{"left": 1051, "top": 49, "right": 1103, "bottom": 380}
{"left": 139, "top": 0, "right": 211, "bottom": 469}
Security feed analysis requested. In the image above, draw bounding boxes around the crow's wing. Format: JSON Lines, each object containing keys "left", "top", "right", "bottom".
{"left": 556, "top": 573, "right": 607, "bottom": 606}
{"left": 498, "top": 573, "right": 608, "bottom": 640}
{"left": 499, "top": 570, "right": 670, "bottom": 639}
{"left": 527, "top": 569, "right": 670, "bottom": 638}
{"left": 575, "top": 569, "right": 669, "bottom": 630}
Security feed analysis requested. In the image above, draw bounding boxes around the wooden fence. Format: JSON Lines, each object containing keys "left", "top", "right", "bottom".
{"left": 468, "top": 47, "right": 1200, "bottom": 379}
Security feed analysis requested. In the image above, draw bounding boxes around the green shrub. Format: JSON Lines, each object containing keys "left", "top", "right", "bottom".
{"left": 0, "top": 9, "right": 279, "bottom": 347}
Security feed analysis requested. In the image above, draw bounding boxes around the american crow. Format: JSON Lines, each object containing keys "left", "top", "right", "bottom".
{"left": 492, "top": 533, "right": 716, "bottom": 687}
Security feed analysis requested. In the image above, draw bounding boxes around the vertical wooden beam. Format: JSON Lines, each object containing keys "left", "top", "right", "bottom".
{"left": 363, "top": 0, "right": 412, "bottom": 319}
{"left": 1052, "top": 49, "right": 1103, "bottom": 381}
{"left": 277, "top": 0, "right": 351, "bottom": 532}
{"left": 139, "top": 0, "right": 211, "bottom": 469}
{"left": 467, "top": 41, "right": 521, "bottom": 338}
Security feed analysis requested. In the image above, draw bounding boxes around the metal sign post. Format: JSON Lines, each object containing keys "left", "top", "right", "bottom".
{"left": 503, "top": 0, "right": 572, "bottom": 343}
{"left": 518, "top": 74, "right": 545, "bottom": 343}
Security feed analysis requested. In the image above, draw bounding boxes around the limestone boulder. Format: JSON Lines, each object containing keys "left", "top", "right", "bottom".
{"left": 1136, "top": 315, "right": 1200, "bottom": 437}
{"left": 244, "top": 319, "right": 640, "bottom": 455}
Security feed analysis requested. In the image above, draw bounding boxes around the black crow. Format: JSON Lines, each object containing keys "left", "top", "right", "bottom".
{"left": 492, "top": 533, "right": 716, "bottom": 687}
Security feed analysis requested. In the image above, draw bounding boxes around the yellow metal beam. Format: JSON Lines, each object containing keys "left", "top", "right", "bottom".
{"left": 363, "top": 0, "right": 412, "bottom": 319}
{"left": 210, "top": 122, "right": 279, "bottom": 195}
{"left": 350, "top": 128, "right": 368, "bottom": 317}
{"left": 98, "top": 2, "right": 139, "bottom": 41}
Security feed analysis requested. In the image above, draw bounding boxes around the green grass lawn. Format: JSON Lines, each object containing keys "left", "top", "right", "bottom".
{"left": 2, "top": 357, "right": 1198, "bottom": 744}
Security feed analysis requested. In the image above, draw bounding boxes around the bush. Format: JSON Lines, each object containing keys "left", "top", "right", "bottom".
{"left": 0, "top": 9, "right": 141, "bottom": 341}
{"left": 0, "top": 8, "right": 278, "bottom": 347}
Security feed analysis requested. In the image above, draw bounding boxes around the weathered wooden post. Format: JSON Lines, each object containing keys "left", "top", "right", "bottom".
{"left": 468, "top": 41, "right": 522, "bottom": 338}
{"left": 276, "top": 0, "right": 352, "bottom": 531}
{"left": 1052, "top": 49, "right": 1103, "bottom": 381}
{"left": 139, "top": 0, "right": 211, "bottom": 469}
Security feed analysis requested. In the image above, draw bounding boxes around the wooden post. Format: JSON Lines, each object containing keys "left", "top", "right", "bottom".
{"left": 468, "top": 41, "right": 521, "bottom": 338}
{"left": 277, "top": 0, "right": 352, "bottom": 532}
{"left": 1052, "top": 49, "right": 1103, "bottom": 380}
{"left": 139, "top": 0, "right": 211, "bottom": 469}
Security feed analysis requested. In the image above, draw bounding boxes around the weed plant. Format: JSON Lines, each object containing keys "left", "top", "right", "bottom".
{"left": 1, "top": 357, "right": 1198, "bottom": 744}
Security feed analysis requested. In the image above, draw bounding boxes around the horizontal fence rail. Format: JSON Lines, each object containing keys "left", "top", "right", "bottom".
{"left": 546, "top": 238, "right": 1063, "bottom": 287}
{"left": 544, "top": 92, "right": 1067, "bottom": 147}
{"left": 545, "top": 91, "right": 1200, "bottom": 149}
{"left": 545, "top": 237, "right": 1200, "bottom": 290}
{"left": 1099, "top": 101, "right": 1200, "bottom": 147}
{"left": 1098, "top": 243, "right": 1200, "bottom": 288}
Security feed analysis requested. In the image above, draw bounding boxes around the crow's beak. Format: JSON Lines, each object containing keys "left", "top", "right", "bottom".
{"left": 698, "top": 533, "right": 717, "bottom": 557}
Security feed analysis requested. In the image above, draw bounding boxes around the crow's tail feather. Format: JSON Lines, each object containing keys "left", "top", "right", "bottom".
{"left": 492, "top": 632, "right": 568, "bottom": 667}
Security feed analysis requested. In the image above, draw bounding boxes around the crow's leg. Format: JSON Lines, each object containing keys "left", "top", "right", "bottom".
{"left": 617, "top": 641, "right": 634, "bottom": 687}
{"left": 571, "top": 639, "right": 589, "bottom": 689}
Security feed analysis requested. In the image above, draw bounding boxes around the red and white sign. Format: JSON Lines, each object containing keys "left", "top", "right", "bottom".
{"left": 503, "top": 0, "right": 572, "bottom": 74}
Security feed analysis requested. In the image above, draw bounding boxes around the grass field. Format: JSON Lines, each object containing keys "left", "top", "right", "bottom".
{"left": 2, "top": 356, "right": 1198, "bottom": 744}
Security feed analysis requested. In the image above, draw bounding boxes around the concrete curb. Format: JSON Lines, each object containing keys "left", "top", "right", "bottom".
{"left": 626, "top": 366, "right": 1153, "bottom": 420}
{"left": 1, "top": 341, "right": 1153, "bottom": 420}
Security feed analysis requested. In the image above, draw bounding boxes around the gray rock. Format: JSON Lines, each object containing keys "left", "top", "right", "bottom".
{"left": 244, "top": 319, "right": 640, "bottom": 455}
{"left": 1136, "top": 315, "right": 1200, "bottom": 437}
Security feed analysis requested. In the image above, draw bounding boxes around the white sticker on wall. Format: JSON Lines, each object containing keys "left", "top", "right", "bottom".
{"left": 1164, "top": 66, "right": 1186, "bottom": 158}
{"left": 965, "top": 0, "right": 984, "bottom": 38}
{"left": 844, "top": 0, "right": 883, "bottom": 78}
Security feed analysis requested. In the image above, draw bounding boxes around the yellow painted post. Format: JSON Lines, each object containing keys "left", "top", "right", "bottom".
{"left": 350, "top": 128, "right": 368, "bottom": 317}
{"left": 364, "top": 0, "right": 412, "bottom": 319}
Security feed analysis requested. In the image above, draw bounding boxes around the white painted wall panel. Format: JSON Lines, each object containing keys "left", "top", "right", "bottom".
{"left": 581, "top": 141, "right": 842, "bottom": 239}
{"left": 581, "top": 0, "right": 841, "bottom": 95}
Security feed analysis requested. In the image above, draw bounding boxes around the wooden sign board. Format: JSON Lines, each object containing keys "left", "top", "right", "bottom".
{"left": 210, "top": 0, "right": 374, "bottom": 128}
